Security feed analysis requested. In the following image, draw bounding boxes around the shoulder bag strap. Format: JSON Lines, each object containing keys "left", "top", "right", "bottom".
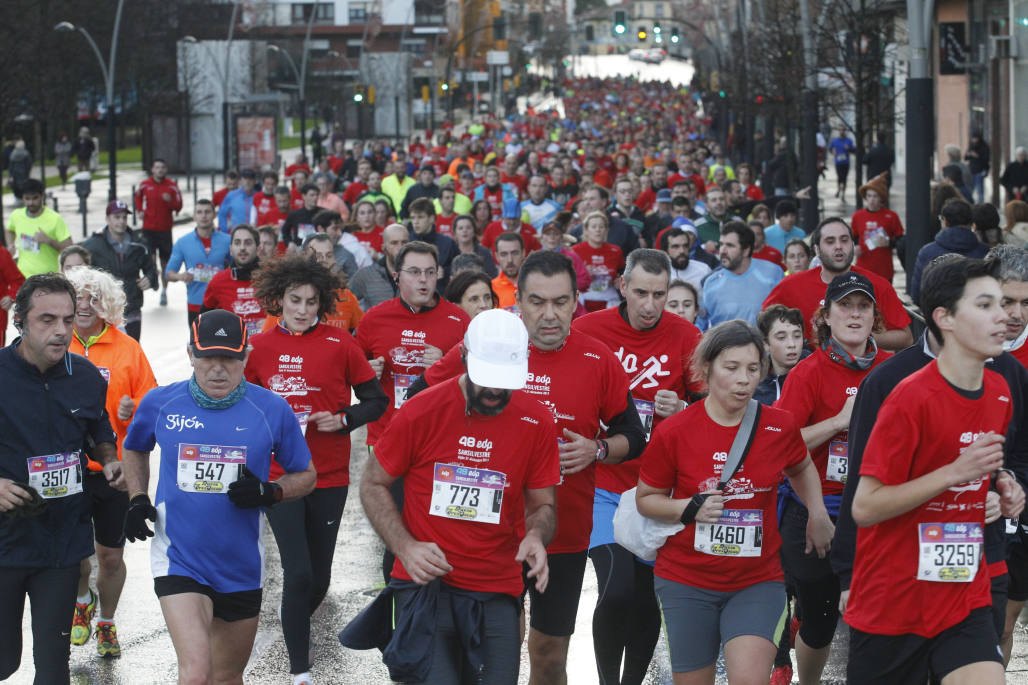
{"left": 717, "top": 399, "right": 763, "bottom": 489}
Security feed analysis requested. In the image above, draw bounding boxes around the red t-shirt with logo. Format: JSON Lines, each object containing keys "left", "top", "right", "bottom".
{"left": 639, "top": 401, "right": 807, "bottom": 591}
{"left": 201, "top": 270, "right": 266, "bottom": 337}
{"left": 435, "top": 213, "right": 456, "bottom": 237}
{"left": 572, "top": 242, "right": 626, "bottom": 287}
{"left": 354, "top": 225, "right": 384, "bottom": 254}
{"left": 572, "top": 307, "right": 704, "bottom": 493}
{"left": 356, "top": 297, "right": 469, "bottom": 445}
{"left": 425, "top": 331, "right": 633, "bottom": 553}
{"left": 775, "top": 346, "right": 890, "bottom": 496}
{"left": 258, "top": 205, "right": 288, "bottom": 231}
{"left": 375, "top": 378, "right": 559, "bottom": 595}
{"left": 343, "top": 181, "right": 368, "bottom": 207}
{"left": 252, "top": 193, "right": 277, "bottom": 226}
{"left": 762, "top": 265, "right": 911, "bottom": 344}
{"left": 845, "top": 362, "right": 1012, "bottom": 637}
{"left": 753, "top": 245, "right": 784, "bottom": 270}
{"left": 851, "top": 208, "right": 904, "bottom": 283}
{"left": 245, "top": 323, "right": 377, "bottom": 487}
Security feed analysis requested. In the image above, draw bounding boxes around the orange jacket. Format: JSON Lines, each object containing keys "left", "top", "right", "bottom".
{"left": 70, "top": 325, "right": 158, "bottom": 467}
{"left": 491, "top": 273, "right": 517, "bottom": 309}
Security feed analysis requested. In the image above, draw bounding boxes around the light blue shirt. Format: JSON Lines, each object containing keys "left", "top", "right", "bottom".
{"left": 166, "top": 229, "right": 231, "bottom": 306}
{"left": 764, "top": 223, "right": 806, "bottom": 253}
{"left": 701, "top": 259, "right": 784, "bottom": 328}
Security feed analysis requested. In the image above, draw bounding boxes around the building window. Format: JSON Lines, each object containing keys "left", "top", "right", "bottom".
{"left": 349, "top": 3, "right": 368, "bottom": 21}
{"left": 401, "top": 39, "right": 426, "bottom": 55}
{"left": 291, "top": 3, "right": 334, "bottom": 24}
{"left": 655, "top": 3, "right": 665, "bottom": 17}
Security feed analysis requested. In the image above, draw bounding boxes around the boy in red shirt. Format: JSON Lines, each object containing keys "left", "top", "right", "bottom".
{"left": 852, "top": 175, "right": 904, "bottom": 283}
{"left": 847, "top": 256, "right": 1025, "bottom": 684}
{"left": 573, "top": 211, "right": 625, "bottom": 311}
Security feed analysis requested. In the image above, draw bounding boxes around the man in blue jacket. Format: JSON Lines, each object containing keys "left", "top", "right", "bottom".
{"left": 0, "top": 273, "right": 119, "bottom": 684}
{"left": 909, "top": 198, "right": 988, "bottom": 307}
{"left": 217, "top": 168, "right": 259, "bottom": 233}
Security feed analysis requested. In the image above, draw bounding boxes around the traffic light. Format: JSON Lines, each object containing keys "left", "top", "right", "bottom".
{"left": 353, "top": 84, "right": 364, "bottom": 103}
{"left": 718, "top": 90, "right": 726, "bottom": 98}
{"left": 493, "top": 17, "right": 506, "bottom": 40}
{"left": 422, "top": 85, "right": 430, "bottom": 103}
{"left": 653, "top": 23, "right": 661, "bottom": 34}
{"left": 637, "top": 26, "right": 647, "bottom": 41}
{"left": 439, "top": 81, "right": 449, "bottom": 95}
{"left": 670, "top": 27, "right": 680, "bottom": 43}
{"left": 367, "top": 85, "right": 375, "bottom": 104}
{"left": 755, "top": 95, "right": 764, "bottom": 104}
{"left": 613, "top": 9, "right": 626, "bottom": 34}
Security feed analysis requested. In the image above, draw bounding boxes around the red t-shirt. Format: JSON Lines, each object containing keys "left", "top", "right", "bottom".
{"left": 572, "top": 307, "right": 704, "bottom": 493}
{"left": 245, "top": 323, "right": 377, "bottom": 487}
{"left": 744, "top": 184, "right": 765, "bottom": 201}
{"left": 501, "top": 173, "right": 527, "bottom": 197}
{"left": 762, "top": 265, "right": 911, "bottom": 344}
{"left": 252, "top": 193, "right": 277, "bottom": 226}
{"left": 481, "top": 221, "right": 542, "bottom": 252}
{"left": 639, "top": 401, "right": 807, "bottom": 591}
{"left": 1009, "top": 341, "right": 1028, "bottom": 369}
{"left": 375, "top": 378, "right": 559, "bottom": 595}
{"left": 775, "top": 347, "right": 890, "bottom": 495}
{"left": 753, "top": 245, "right": 784, "bottom": 270}
{"left": 479, "top": 186, "right": 506, "bottom": 221}
{"left": 343, "top": 181, "right": 368, "bottom": 207}
{"left": 356, "top": 298, "right": 470, "bottom": 445}
{"left": 851, "top": 208, "right": 904, "bottom": 283}
{"left": 435, "top": 213, "right": 456, "bottom": 237}
{"left": 354, "top": 225, "right": 384, "bottom": 254}
{"left": 425, "top": 331, "right": 633, "bottom": 553}
{"left": 845, "top": 362, "right": 1012, "bottom": 637}
{"left": 259, "top": 206, "right": 288, "bottom": 231}
{"left": 201, "top": 270, "right": 265, "bottom": 337}
{"left": 290, "top": 188, "right": 305, "bottom": 210}
{"left": 572, "top": 242, "right": 626, "bottom": 288}
{"left": 212, "top": 186, "right": 231, "bottom": 209}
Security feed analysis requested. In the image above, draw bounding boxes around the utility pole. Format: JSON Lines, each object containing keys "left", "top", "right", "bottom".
{"left": 904, "top": 0, "right": 935, "bottom": 278}
{"left": 798, "top": 0, "right": 820, "bottom": 229}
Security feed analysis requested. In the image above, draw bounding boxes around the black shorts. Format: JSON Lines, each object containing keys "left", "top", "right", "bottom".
{"left": 847, "top": 606, "right": 1002, "bottom": 685}
{"left": 141, "top": 229, "right": 173, "bottom": 263}
{"left": 524, "top": 550, "right": 587, "bottom": 637}
{"left": 1008, "top": 539, "right": 1028, "bottom": 602}
{"left": 154, "top": 575, "right": 262, "bottom": 622}
{"left": 779, "top": 497, "right": 835, "bottom": 582}
{"left": 84, "top": 472, "right": 129, "bottom": 548}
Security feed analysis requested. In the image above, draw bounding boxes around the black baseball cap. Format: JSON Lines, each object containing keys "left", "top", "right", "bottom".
{"left": 825, "top": 272, "right": 876, "bottom": 304}
{"left": 190, "top": 309, "right": 248, "bottom": 359}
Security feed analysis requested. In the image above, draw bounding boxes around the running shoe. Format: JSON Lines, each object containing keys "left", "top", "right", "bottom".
{"left": 95, "top": 621, "right": 121, "bottom": 657}
{"left": 769, "top": 664, "right": 793, "bottom": 685}
{"left": 70, "top": 589, "right": 97, "bottom": 646}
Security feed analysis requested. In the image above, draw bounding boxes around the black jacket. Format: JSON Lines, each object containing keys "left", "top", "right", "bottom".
{"left": 81, "top": 228, "right": 159, "bottom": 317}
{"left": 0, "top": 343, "right": 116, "bottom": 568}
{"left": 909, "top": 227, "right": 988, "bottom": 307}
{"left": 400, "top": 183, "right": 440, "bottom": 220}
{"left": 831, "top": 336, "right": 1028, "bottom": 590}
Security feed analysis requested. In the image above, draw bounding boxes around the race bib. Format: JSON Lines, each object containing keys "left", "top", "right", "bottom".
{"left": 26, "top": 452, "right": 82, "bottom": 499}
{"left": 590, "top": 272, "right": 611, "bottom": 292}
{"left": 864, "top": 226, "right": 887, "bottom": 252}
{"left": 429, "top": 463, "right": 506, "bottom": 524}
{"left": 244, "top": 319, "right": 264, "bottom": 337}
{"left": 917, "top": 522, "right": 983, "bottom": 582}
{"left": 177, "top": 443, "right": 246, "bottom": 494}
{"left": 294, "top": 410, "right": 310, "bottom": 436}
{"left": 634, "top": 398, "right": 655, "bottom": 442}
{"left": 694, "top": 509, "right": 763, "bottom": 557}
{"left": 826, "top": 440, "right": 848, "bottom": 483}
{"left": 96, "top": 366, "right": 111, "bottom": 382}
{"left": 393, "top": 374, "right": 418, "bottom": 409}
{"left": 190, "top": 264, "right": 220, "bottom": 283}
{"left": 20, "top": 233, "right": 39, "bottom": 254}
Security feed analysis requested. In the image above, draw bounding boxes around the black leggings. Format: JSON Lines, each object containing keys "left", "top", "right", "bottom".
{"left": 780, "top": 499, "right": 840, "bottom": 650}
{"left": 589, "top": 543, "right": 661, "bottom": 685}
{"left": 382, "top": 477, "right": 404, "bottom": 584}
{"left": 0, "top": 564, "right": 80, "bottom": 684}
{"left": 267, "top": 485, "right": 348, "bottom": 674}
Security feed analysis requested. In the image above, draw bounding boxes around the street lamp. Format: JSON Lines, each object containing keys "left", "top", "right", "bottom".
{"left": 55, "top": 0, "right": 126, "bottom": 202}
{"left": 267, "top": 45, "right": 307, "bottom": 160}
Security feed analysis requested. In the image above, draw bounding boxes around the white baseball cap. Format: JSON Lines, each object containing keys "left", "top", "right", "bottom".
{"left": 464, "top": 309, "right": 529, "bottom": 390}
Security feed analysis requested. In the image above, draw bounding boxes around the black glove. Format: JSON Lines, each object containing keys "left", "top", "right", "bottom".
{"left": 123, "top": 494, "right": 157, "bottom": 542}
{"left": 227, "top": 465, "right": 282, "bottom": 509}
{"left": 3, "top": 481, "right": 46, "bottom": 519}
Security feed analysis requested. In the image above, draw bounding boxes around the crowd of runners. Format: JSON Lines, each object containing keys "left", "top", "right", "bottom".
{"left": 3, "top": 74, "right": 1028, "bottom": 685}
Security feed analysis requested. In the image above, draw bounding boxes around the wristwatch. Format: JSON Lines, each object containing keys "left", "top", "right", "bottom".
{"left": 595, "top": 439, "right": 608, "bottom": 462}
{"left": 680, "top": 493, "right": 710, "bottom": 525}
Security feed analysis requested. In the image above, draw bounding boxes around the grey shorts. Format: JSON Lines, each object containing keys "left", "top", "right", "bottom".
{"left": 655, "top": 577, "right": 787, "bottom": 673}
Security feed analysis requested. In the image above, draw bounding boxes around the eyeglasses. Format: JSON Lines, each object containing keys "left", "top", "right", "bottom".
{"left": 400, "top": 267, "right": 438, "bottom": 279}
